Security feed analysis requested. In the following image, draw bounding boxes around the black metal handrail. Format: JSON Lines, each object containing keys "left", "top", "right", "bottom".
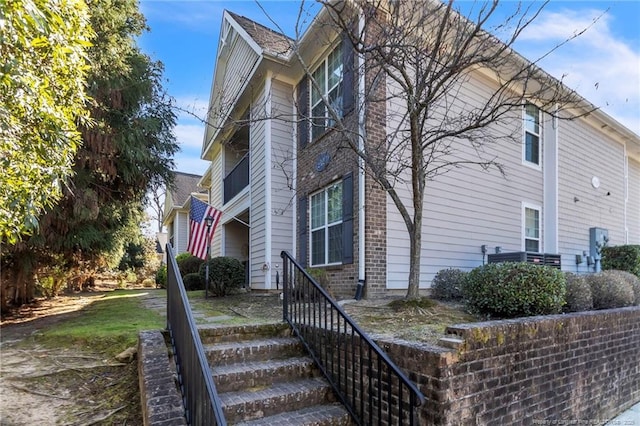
{"left": 281, "top": 251, "right": 425, "bottom": 425}
{"left": 223, "top": 153, "right": 249, "bottom": 204}
{"left": 166, "top": 244, "right": 226, "bottom": 425}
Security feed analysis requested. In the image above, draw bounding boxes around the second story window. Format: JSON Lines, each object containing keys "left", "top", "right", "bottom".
{"left": 524, "top": 103, "right": 541, "bottom": 166}
{"left": 311, "top": 46, "right": 343, "bottom": 141}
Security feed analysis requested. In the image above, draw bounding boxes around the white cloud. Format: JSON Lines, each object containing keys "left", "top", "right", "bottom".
{"left": 174, "top": 123, "right": 205, "bottom": 150}
{"left": 173, "top": 155, "right": 209, "bottom": 176}
{"left": 139, "top": 1, "right": 222, "bottom": 34}
{"left": 516, "top": 8, "right": 640, "bottom": 135}
{"left": 174, "top": 96, "right": 210, "bottom": 123}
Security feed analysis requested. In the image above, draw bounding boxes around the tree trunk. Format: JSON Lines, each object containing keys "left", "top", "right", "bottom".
{"left": 406, "top": 229, "right": 422, "bottom": 299}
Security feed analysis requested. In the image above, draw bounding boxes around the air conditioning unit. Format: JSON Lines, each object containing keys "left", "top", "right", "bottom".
{"left": 487, "top": 252, "right": 561, "bottom": 269}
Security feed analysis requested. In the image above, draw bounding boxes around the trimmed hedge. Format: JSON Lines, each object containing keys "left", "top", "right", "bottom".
{"left": 183, "top": 273, "right": 204, "bottom": 291}
{"left": 463, "top": 262, "right": 566, "bottom": 318}
{"left": 177, "top": 254, "right": 205, "bottom": 278}
{"left": 585, "top": 271, "right": 635, "bottom": 309}
{"left": 563, "top": 273, "right": 593, "bottom": 312}
{"left": 431, "top": 268, "right": 467, "bottom": 301}
{"left": 200, "top": 257, "right": 244, "bottom": 297}
{"left": 601, "top": 245, "right": 640, "bottom": 278}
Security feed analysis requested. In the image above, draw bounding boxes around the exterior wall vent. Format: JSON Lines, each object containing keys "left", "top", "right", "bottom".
{"left": 487, "top": 252, "right": 562, "bottom": 269}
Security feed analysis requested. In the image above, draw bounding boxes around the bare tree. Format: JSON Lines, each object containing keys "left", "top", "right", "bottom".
{"left": 145, "top": 177, "right": 169, "bottom": 233}
{"left": 285, "top": 0, "right": 596, "bottom": 298}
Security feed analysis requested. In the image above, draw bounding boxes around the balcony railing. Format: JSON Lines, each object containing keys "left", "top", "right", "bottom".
{"left": 223, "top": 153, "right": 249, "bottom": 204}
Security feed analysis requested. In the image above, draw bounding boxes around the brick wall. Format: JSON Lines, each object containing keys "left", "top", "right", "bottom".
{"left": 296, "top": 111, "right": 360, "bottom": 300}
{"left": 138, "top": 330, "right": 187, "bottom": 426}
{"left": 377, "top": 306, "right": 640, "bottom": 425}
{"left": 295, "top": 19, "right": 393, "bottom": 300}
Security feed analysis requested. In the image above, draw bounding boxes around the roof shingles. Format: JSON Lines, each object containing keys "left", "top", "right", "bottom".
{"left": 170, "top": 172, "right": 206, "bottom": 207}
{"left": 227, "top": 10, "right": 293, "bottom": 57}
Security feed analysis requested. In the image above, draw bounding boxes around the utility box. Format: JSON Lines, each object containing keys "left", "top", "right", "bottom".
{"left": 589, "top": 227, "right": 609, "bottom": 259}
{"left": 589, "top": 227, "right": 609, "bottom": 272}
{"left": 487, "top": 252, "right": 562, "bottom": 269}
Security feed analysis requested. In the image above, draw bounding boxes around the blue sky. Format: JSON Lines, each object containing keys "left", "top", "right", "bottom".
{"left": 138, "top": 1, "right": 640, "bottom": 177}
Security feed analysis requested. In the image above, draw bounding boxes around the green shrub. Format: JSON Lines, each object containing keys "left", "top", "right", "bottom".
{"left": 183, "top": 273, "right": 205, "bottom": 291}
{"left": 177, "top": 254, "right": 204, "bottom": 278}
{"left": 200, "top": 257, "right": 244, "bottom": 297}
{"left": 155, "top": 265, "right": 167, "bottom": 289}
{"left": 563, "top": 273, "right": 593, "bottom": 312}
{"left": 601, "top": 245, "right": 640, "bottom": 278}
{"left": 431, "top": 268, "right": 467, "bottom": 301}
{"left": 586, "top": 271, "right": 635, "bottom": 309}
{"left": 175, "top": 253, "right": 191, "bottom": 263}
{"left": 601, "top": 270, "right": 640, "bottom": 305}
{"left": 463, "top": 262, "right": 566, "bottom": 318}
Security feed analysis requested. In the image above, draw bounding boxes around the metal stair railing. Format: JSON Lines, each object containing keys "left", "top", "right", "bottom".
{"left": 166, "top": 244, "right": 226, "bottom": 425}
{"left": 281, "top": 251, "right": 425, "bottom": 425}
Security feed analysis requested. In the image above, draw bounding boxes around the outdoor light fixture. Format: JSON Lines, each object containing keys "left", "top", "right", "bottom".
{"left": 204, "top": 216, "right": 214, "bottom": 298}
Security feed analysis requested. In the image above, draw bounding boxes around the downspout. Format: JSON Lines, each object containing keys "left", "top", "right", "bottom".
{"left": 290, "top": 83, "right": 298, "bottom": 285}
{"left": 265, "top": 71, "right": 273, "bottom": 289}
{"left": 355, "top": 12, "right": 366, "bottom": 300}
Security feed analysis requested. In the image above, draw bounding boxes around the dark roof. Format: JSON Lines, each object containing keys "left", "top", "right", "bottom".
{"left": 169, "top": 172, "right": 205, "bottom": 207}
{"left": 227, "top": 10, "right": 293, "bottom": 57}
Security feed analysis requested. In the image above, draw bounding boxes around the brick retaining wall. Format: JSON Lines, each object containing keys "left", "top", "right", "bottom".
{"left": 378, "top": 306, "right": 640, "bottom": 425}
{"left": 137, "top": 330, "right": 186, "bottom": 426}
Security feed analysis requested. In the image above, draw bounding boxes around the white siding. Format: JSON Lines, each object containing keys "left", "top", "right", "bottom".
{"left": 249, "top": 82, "right": 268, "bottom": 289}
{"left": 270, "top": 79, "right": 296, "bottom": 273}
{"left": 210, "top": 147, "right": 224, "bottom": 257}
{"left": 558, "top": 118, "right": 633, "bottom": 273}
{"left": 386, "top": 71, "right": 545, "bottom": 289}
{"left": 628, "top": 157, "right": 640, "bottom": 242}
{"left": 176, "top": 211, "right": 190, "bottom": 255}
{"left": 209, "top": 27, "right": 260, "bottom": 134}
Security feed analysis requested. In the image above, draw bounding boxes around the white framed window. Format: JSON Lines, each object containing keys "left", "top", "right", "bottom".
{"left": 523, "top": 203, "right": 541, "bottom": 252}
{"left": 523, "top": 103, "right": 541, "bottom": 167}
{"left": 310, "top": 46, "right": 343, "bottom": 141}
{"left": 310, "top": 181, "right": 343, "bottom": 266}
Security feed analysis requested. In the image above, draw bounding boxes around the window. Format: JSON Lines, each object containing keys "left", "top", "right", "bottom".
{"left": 524, "top": 206, "right": 540, "bottom": 252}
{"left": 310, "top": 182, "right": 343, "bottom": 266}
{"left": 310, "top": 47, "right": 343, "bottom": 141}
{"left": 524, "top": 103, "right": 541, "bottom": 166}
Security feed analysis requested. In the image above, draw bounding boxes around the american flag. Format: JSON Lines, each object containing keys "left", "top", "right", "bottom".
{"left": 186, "top": 197, "right": 221, "bottom": 259}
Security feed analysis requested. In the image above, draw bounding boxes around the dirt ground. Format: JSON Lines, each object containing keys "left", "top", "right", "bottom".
{"left": 0, "top": 286, "right": 475, "bottom": 425}
{"left": 0, "top": 284, "right": 148, "bottom": 426}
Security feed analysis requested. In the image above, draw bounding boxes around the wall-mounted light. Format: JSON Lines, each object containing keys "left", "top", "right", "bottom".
{"left": 574, "top": 197, "right": 580, "bottom": 203}
{"left": 495, "top": 246, "right": 502, "bottom": 254}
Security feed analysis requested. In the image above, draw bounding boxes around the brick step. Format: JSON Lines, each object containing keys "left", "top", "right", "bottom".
{"left": 205, "top": 337, "right": 303, "bottom": 365}
{"left": 199, "top": 322, "right": 292, "bottom": 345}
{"left": 213, "top": 357, "right": 319, "bottom": 393}
{"left": 220, "top": 377, "right": 336, "bottom": 423}
{"left": 234, "top": 403, "right": 353, "bottom": 426}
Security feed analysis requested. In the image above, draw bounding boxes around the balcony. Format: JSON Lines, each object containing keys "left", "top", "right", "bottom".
{"left": 223, "top": 153, "right": 249, "bottom": 204}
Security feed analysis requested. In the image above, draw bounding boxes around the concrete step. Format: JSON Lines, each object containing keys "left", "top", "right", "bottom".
{"left": 220, "top": 377, "right": 336, "bottom": 423}
{"left": 212, "top": 357, "right": 319, "bottom": 393}
{"left": 205, "top": 337, "right": 303, "bottom": 365}
{"left": 234, "top": 403, "right": 353, "bottom": 425}
{"left": 199, "top": 322, "right": 292, "bottom": 345}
